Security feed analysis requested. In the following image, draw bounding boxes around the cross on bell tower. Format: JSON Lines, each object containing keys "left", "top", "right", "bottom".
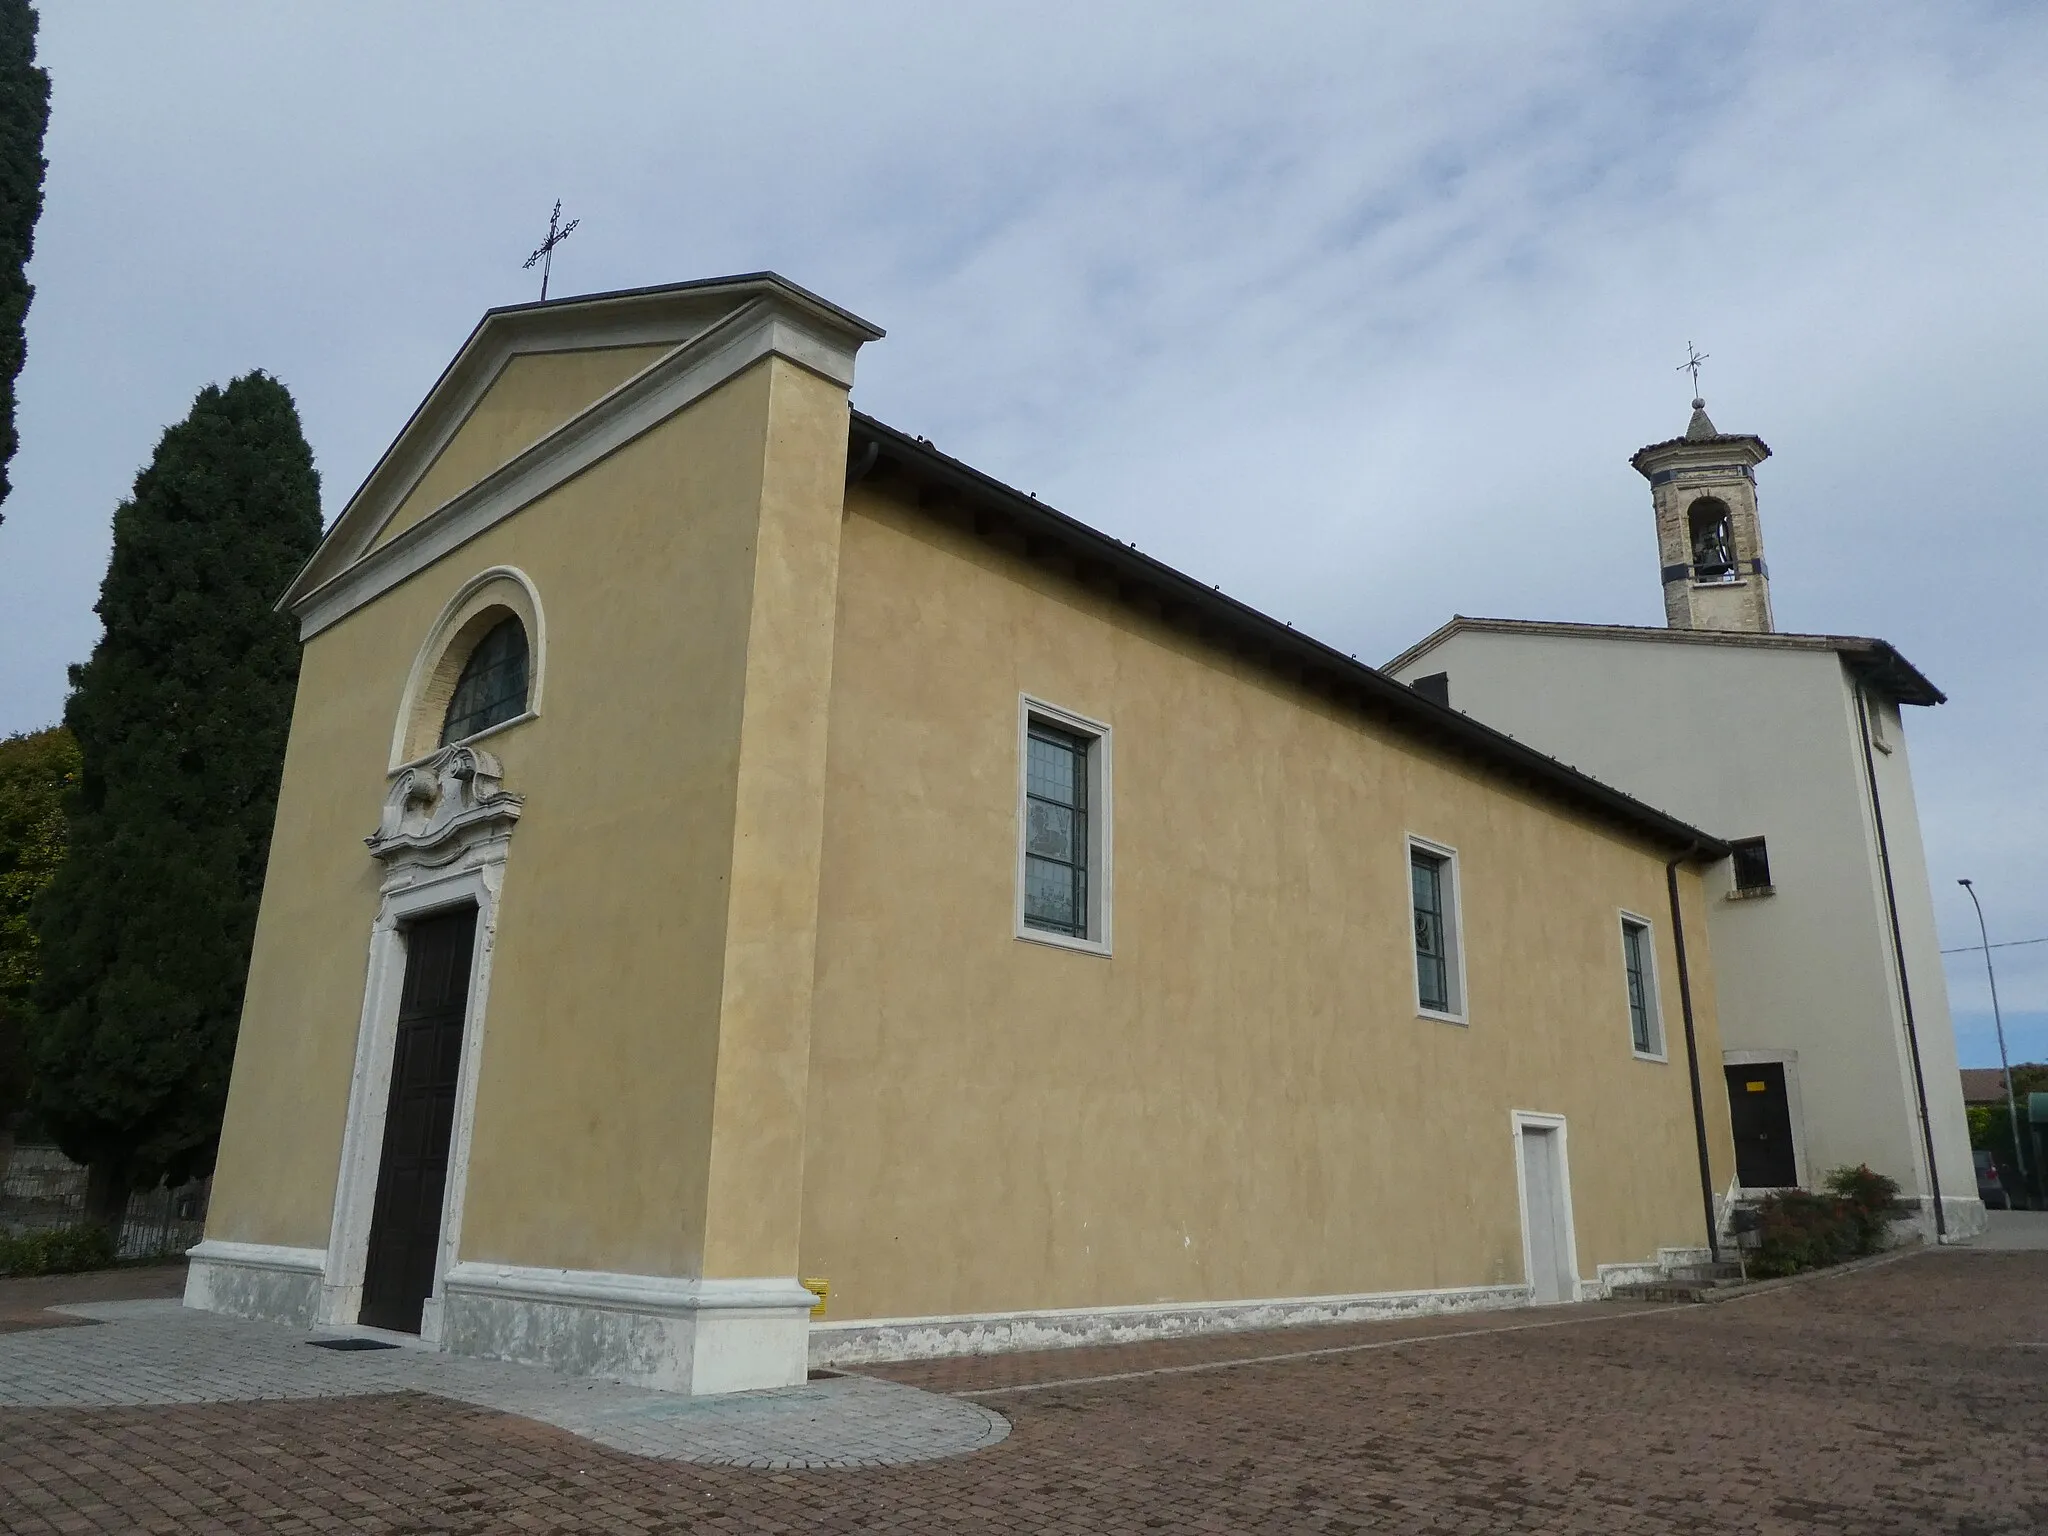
{"left": 1631, "top": 375, "right": 1775, "bottom": 633}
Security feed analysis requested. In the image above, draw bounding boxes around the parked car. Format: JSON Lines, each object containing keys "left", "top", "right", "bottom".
{"left": 1975, "top": 1148, "right": 2011, "bottom": 1211}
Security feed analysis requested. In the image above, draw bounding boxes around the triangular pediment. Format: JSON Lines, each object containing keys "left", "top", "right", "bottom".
{"left": 367, "top": 342, "right": 674, "bottom": 554}
{"left": 282, "top": 274, "right": 883, "bottom": 635}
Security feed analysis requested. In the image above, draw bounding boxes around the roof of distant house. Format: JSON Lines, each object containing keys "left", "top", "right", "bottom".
{"left": 1960, "top": 1066, "right": 2045, "bottom": 1104}
{"left": 1384, "top": 616, "right": 1945, "bottom": 707}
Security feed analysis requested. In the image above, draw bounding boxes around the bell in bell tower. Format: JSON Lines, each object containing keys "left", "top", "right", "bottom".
{"left": 1631, "top": 393, "right": 1774, "bottom": 633}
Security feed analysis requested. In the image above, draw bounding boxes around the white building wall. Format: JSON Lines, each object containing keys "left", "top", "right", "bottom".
{"left": 1389, "top": 629, "right": 1979, "bottom": 1234}
{"left": 1858, "top": 693, "right": 1977, "bottom": 1222}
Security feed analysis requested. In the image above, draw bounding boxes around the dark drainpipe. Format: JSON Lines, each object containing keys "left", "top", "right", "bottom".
{"left": 1855, "top": 687, "right": 1946, "bottom": 1240}
{"left": 1665, "top": 850, "right": 1721, "bottom": 1264}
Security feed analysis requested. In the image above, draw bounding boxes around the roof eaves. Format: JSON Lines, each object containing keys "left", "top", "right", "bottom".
{"left": 1629, "top": 432, "right": 1771, "bottom": 473}
{"left": 477, "top": 271, "right": 885, "bottom": 342}
{"left": 848, "top": 415, "right": 1729, "bottom": 861}
{"left": 1392, "top": 616, "right": 1945, "bottom": 707}
{"left": 1836, "top": 639, "right": 1946, "bottom": 707}
{"left": 1382, "top": 616, "right": 1471, "bottom": 677}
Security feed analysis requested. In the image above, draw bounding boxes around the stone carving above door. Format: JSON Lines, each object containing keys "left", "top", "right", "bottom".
{"left": 367, "top": 744, "right": 523, "bottom": 864}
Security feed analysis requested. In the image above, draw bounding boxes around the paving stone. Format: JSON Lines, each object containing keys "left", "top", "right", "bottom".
{"left": 0, "top": 1251, "right": 2044, "bottom": 1533}
{"left": 0, "top": 1300, "right": 1007, "bottom": 1468}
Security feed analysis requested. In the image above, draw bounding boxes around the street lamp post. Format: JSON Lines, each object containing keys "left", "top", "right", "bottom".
{"left": 1959, "top": 878, "right": 2028, "bottom": 1192}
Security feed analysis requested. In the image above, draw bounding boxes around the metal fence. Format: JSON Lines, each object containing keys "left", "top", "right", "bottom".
{"left": 1, "top": 1144, "right": 210, "bottom": 1261}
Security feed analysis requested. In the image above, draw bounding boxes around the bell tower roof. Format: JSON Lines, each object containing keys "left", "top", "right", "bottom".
{"left": 1630, "top": 399, "right": 1770, "bottom": 476}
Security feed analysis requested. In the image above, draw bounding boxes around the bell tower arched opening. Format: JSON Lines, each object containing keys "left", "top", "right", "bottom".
{"left": 1687, "top": 498, "right": 1737, "bottom": 583}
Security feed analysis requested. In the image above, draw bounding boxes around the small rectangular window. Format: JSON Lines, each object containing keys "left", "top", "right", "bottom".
{"left": 1622, "top": 916, "right": 1662, "bottom": 1057}
{"left": 1409, "top": 840, "right": 1462, "bottom": 1019}
{"left": 1017, "top": 699, "right": 1111, "bottom": 952}
{"left": 1730, "top": 837, "right": 1772, "bottom": 893}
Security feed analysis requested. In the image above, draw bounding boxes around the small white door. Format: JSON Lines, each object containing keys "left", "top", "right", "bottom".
{"left": 1519, "top": 1124, "right": 1576, "bottom": 1304}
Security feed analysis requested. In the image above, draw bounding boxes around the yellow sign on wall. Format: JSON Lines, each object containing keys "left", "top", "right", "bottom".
{"left": 802, "top": 1277, "right": 830, "bottom": 1318}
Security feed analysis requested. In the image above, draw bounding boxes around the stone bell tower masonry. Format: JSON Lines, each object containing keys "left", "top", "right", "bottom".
{"left": 1632, "top": 400, "right": 1774, "bottom": 633}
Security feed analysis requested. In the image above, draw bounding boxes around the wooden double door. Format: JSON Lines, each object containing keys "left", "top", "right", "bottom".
{"left": 359, "top": 907, "right": 476, "bottom": 1334}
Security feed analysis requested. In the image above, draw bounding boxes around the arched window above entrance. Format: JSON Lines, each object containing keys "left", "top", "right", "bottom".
{"left": 391, "top": 567, "right": 546, "bottom": 770}
{"left": 440, "top": 617, "right": 529, "bottom": 746}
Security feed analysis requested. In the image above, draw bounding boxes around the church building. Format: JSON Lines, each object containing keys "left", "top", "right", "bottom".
{"left": 1387, "top": 398, "right": 1980, "bottom": 1238}
{"left": 188, "top": 274, "right": 1741, "bottom": 1396}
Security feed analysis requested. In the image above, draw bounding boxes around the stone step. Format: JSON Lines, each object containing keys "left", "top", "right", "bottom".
{"left": 1666, "top": 1262, "right": 1746, "bottom": 1284}
{"left": 1608, "top": 1275, "right": 1748, "bottom": 1304}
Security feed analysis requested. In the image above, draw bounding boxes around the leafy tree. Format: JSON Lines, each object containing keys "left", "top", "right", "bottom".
{"left": 0, "top": 0, "right": 49, "bottom": 525}
{"left": 0, "top": 723, "right": 77, "bottom": 1174}
{"left": 1968, "top": 1064, "right": 2048, "bottom": 1203}
{"left": 29, "top": 372, "right": 321, "bottom": 1226}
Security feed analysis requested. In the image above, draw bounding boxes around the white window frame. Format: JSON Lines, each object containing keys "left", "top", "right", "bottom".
{"left": 1619, "top": 910, "right": 1667, "bottom": 1062}
{"left": 1406, "top": 834, "right": 1467, "bottom": 1024}
{"left": 1016, "top": 695, "right": 1113, "bottom": 956}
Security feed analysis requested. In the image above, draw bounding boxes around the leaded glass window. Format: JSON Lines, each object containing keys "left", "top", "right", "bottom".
{"left": 440, "top": 617, "right": 530, "bottom": 746}
{"left": 1024, "top": 722, "right": 1089, "bottom": 937}
{"left": 1411, "top": 847, "right": 1452, "bottom": 1013}
{"left": 1623, "top": 918, "right": 1656, "bottom": 1053}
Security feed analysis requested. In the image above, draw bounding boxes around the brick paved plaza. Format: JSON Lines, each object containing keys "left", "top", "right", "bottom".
{"left": 2, "top": 1248, "right": 2044, "bottom": 1534}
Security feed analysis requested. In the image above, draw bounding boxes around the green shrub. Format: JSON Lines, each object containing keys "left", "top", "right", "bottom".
{"left": 1822, "top": 1163, "right": 1906, "bottom": 1249}
{"left": 1745, "top": 1164, "right": 1905, "bottom": 1278}
{"left": 0, "top": 1221, "right": 117, "bottom": 1276}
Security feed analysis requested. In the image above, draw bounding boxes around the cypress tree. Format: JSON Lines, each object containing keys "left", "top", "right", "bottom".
{"left": 0, "top": 723, "right": 78, "bottom": 1176}
{"left": 30, "top": 373, "right": 322, "bottom": 1223}
{"left": 0, "top": 0, "right": 49, "bottom": 525}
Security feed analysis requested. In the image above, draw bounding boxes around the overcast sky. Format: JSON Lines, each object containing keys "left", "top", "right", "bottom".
{"left": 1, "top": 2, "right": 2042, "bottom": 1064}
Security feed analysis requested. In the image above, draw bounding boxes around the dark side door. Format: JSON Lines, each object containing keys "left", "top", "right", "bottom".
{"left": 1724, "top": 1063, "right": 1799, "bottom": 1189}
{"left": 359, "top": 906, "right": 477, "bottom": 1333}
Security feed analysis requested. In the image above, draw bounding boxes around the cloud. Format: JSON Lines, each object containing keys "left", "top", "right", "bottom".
{"left": 2, "top": 1, "right": 2043, "bottom": 1003}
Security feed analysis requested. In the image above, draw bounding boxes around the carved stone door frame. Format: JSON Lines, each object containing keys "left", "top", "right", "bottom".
{"left": 320, "top": 746, "right": 520, "bottom": 1342}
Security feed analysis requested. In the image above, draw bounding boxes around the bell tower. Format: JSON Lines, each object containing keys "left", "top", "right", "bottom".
{"left": 1632, "top": 399, "right": 1774, "bottom": 633}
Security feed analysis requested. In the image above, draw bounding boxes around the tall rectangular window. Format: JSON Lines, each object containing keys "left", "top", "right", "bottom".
{"left": 1730, "top": 837, "right": 1772, "bottom": 893}
{"left": 1023, "top": 723, "right": 1089, "bottom": 937}
{"left": 1621, "top": 916, "right": 1661, "bottom": 1057}
{"left": 1409, "top": 840, "right": 1462, "bottom": 1018}
{"left": 1017, "top": 699, "right": 1110, "bottom": 952}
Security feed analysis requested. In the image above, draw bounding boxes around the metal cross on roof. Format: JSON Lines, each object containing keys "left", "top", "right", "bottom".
{"left": 522, "top": 200, "right": 579, "bottom": 303}
{"left": 1677, "top": 341, "right": 1709, "bottom": 401}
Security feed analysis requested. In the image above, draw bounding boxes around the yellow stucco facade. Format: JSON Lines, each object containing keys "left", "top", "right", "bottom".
{"left": 191, "top": 275, "right": 1734, "bottom": 1394}
{"left": 801, "top": 487, "right": 1729, "bottom": 1320}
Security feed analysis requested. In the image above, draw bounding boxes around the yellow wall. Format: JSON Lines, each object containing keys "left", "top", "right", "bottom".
{"left": 799, "top": 486, "right": 1733, "bottom": 1319}
{"left": 371, "top": 344, "right": 673, "bottom": 551}
{"left": 692, "top": 355, "right": 852, "bottom": 1280}
{"left": 208, "top": 354, "right": 850, "bottom": 1279}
